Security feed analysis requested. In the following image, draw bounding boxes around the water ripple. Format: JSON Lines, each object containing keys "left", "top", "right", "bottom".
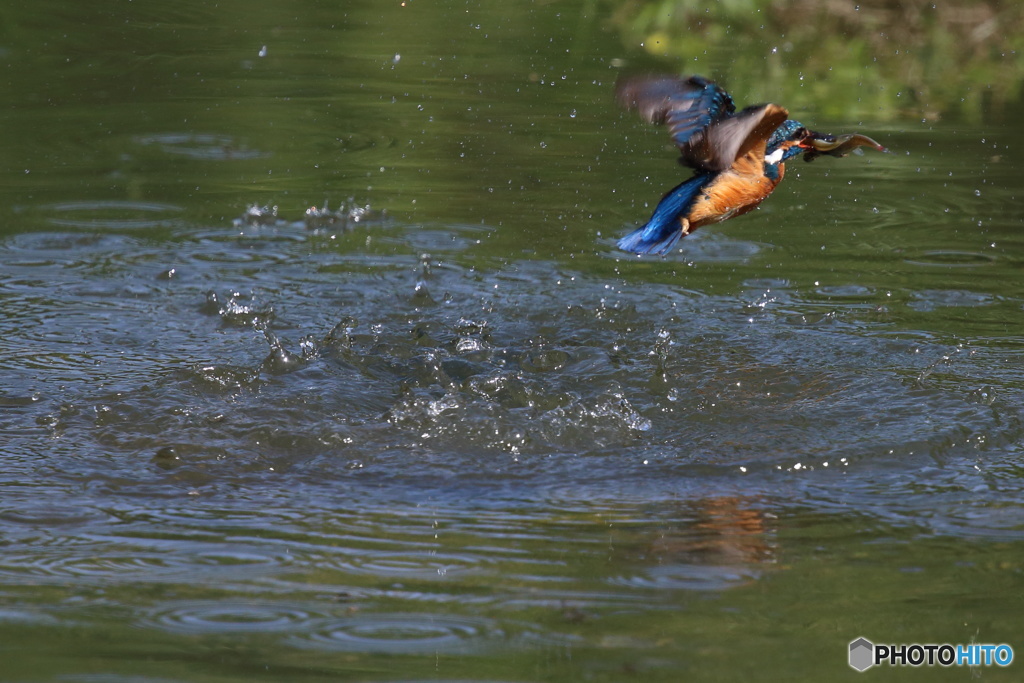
{"left": 134, "top": 133, "right": 268, "bottom": 160}
{"left": 904, "top": 249, "right": 997, "bottom": 267}
{"left": 42, "top": 201, "right": 185, "bottom": 230}
{"left": 329, "top": 550, "right": 488, "bottom": 579}
{"left": 290, "top": 613, "right": 500, "bottom": 655}
{"left": 140, "top": 600, "right": 326, "bottom": 635}
{"left": 608, "top": 564, "right": 762, "bottom": 591}
{"left": 0, "top": 551, "right": 193, "bottom": 583}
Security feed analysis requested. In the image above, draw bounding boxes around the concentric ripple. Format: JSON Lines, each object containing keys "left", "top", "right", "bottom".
{"left": 291, "top": 613, "right": 500, "bottom": 655}
{"left": 608, "top": 564, "right": 762, "bottom": 591}
{"left": 140, "top": 600, "right": 326, "bottom": 635}
{"left": 904, "top": 249, "right": 997, "bottom": 267}
{"left": 331, "top": 550, "right": 487, "bottom": 579}
{"left": 0, "top": 551, "right": 193, "bottom": 584}
{"left": 43, "top": 201, "right": 185, "bottom": 231}
{"left": 134, "top": 132, "right": 267, "bottom": 160}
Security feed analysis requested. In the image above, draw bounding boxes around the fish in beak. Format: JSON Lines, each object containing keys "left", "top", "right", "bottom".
{"left": 800, "top": 132, "right": 887, "bottom": 162}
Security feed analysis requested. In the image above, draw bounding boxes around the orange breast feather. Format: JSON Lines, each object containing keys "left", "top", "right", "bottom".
{"left": 685, "top": 147, "right": 785, "bottom": 230}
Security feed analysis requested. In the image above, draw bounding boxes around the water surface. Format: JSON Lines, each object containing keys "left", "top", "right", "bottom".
{"left": 2, "top": 1, "right": 1024, "bottom": 681}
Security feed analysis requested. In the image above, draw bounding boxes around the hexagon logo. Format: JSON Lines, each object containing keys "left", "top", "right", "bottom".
{"left": 849, "top": 637, "right": 874, "bottom": 671}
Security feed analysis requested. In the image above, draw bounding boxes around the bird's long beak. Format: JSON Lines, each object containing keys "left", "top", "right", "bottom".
{"left": 802, "top": 132, "right": 887, "bottom": 159}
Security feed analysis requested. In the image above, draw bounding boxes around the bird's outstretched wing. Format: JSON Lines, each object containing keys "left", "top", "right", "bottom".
{"left": 616, "top": 75, "right": 788, "bottom": 173}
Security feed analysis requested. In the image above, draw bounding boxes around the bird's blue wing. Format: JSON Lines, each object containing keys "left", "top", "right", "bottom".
{"left": 662, "top": 77, "right": 735, "bottom": 152}
{"left": 617, "top": 174, "right": 713, "bottom": 255}
{"left": 616, "top": 75, "right": 734, "bottom": 152}
{"left": 616, "top": 75, "right": 792, "bottom": 173}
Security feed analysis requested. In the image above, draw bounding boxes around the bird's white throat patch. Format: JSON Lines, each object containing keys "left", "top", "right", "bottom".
{"left": 764, "top": 148, "right": 785, "bottom": 165}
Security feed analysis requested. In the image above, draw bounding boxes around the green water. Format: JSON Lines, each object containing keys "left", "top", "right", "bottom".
{"left": 1, "top": 1, "right": 1023, "bottom": 681}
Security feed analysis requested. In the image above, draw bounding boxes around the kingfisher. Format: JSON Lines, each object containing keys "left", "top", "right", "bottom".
{"left": 615, "top": 74, "right": 886, "bottom": 255}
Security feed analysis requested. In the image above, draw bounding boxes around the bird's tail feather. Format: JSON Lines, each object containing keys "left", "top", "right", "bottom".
{"left": 617, "top": 175, "right": 711, "bottom": 255}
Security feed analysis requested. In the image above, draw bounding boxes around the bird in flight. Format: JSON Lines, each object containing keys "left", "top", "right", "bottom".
{"left": 615, "top": 74, "right": 886, "bottom": 255}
